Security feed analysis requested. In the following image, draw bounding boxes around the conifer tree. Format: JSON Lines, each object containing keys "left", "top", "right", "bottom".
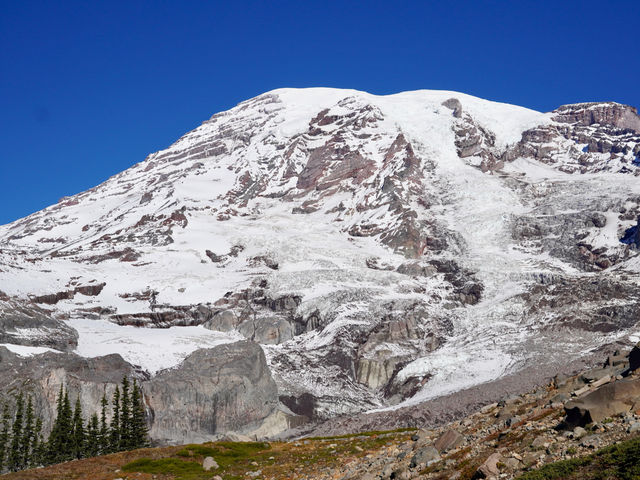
{"left": 119, "top": 377, "right": 131, "bottom": 450}
{"left": 8, "top": 392, "right": 24, "bottom": 471}
{"left": 85, "top": 414, "right": 99, "bottom": 458}
{"left": 0, "top": 402, "right": 10, "bottom": 472}
{"left": 20, "top": 396, "right": 34, "bottom": 468}
{"left": 109, "top": 386, "right": 121, "bottom": 452}
{"left": 71, "top": 397, "right": 85, "bottom": 460}
{"left": 47, "top": 386, "right": 73, "bottom": 464}
{"left": 99, "top": 394, "right": 109, "bottom": 455}
{"left": 130, "top": 380, "right": 148, "bottom": 449}
{"left": 60, "top": 388, "right": 74, "bottom": 461}
{"left": 31, "top": 418, "right": 43, "bottom": 468}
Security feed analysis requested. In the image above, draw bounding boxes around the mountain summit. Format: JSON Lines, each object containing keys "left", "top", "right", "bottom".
{"left": 1, "top": 88, "right": 639, "bottom": 442}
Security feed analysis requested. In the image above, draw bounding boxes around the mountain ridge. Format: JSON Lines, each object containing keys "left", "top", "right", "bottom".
{"left": 1, "top": 87, "right": 639, "bottom": 443}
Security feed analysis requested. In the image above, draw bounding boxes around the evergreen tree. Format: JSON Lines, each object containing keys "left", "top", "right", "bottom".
{"left": 31, "top": 418, "right": 43, "bottom": 468}
{"left": 71, "top": 397, "right": 85, "bottom": 459}
{"left": 0, "top": 402, "right": 10, "bottom": 472}
{"left": 60, "top": 388, "right": 74, "bottom": 461}
{"left": 20, "top": 396, "right": 34, "bottom": 468}
{"left": 85, "top": 414, "right": 99, "bottom": 458}
{"left": 109, "top": 386, "right": 120, "bottom": 453}
{"left": 47, "top": 386, "right": 73, "bottom": 464}
{"left": 8, "top": 392, "right": 24, "bottom": 471}
{"left": 130, "top": 380, "right": 148, "bottom": 449}
{"left": 119, "top": 377, "right": 131, "bottom": 450}
{"left": 99, "top": 393, "right": 109, "bottom": 455}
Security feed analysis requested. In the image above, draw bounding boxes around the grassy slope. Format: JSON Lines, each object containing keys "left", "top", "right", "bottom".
{"left": 516, "top": 435, "right": 640, "bottom": 480}
{"left": 3, "top": 430, "right": 415, "bottom": 480}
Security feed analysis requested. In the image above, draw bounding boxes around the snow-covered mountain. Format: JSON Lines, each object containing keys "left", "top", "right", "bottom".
{"left": 1, "top": 88, "right": 640, "bottom": 440}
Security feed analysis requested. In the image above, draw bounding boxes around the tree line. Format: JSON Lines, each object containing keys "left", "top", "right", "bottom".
{"left": 0, "top": 376, "right": 148, "bottom": 473}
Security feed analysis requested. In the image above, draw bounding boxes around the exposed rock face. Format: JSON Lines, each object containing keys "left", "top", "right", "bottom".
{"left": 505, "top": 101, "right": 640, "bottom": 174}
{"left": 146, "top": 341, "right": 278, "bottom": 444}
{"left": 0, "top": 293, "right": 78, "bottom": 351}
{"left": 0, "top": 347, "right": 135, "bottom": 435}
{"left": 553, "top": 102, "right": 640, "bottom": 132}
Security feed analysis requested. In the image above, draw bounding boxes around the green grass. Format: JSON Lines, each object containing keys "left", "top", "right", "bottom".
{"left": 122, "top": 458, "right": 206, "bottom": 480}
{"left": 176, "top": 441, "right": 271, "bottom": 468}
{"left": 123, "top": 441, "right": 271, "bottom": 480}
{"left": 516, "top": 435, "right": 640, "bottom": 480}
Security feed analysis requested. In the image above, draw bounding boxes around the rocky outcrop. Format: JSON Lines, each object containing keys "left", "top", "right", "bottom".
{"left": 553, "top": 102, "right": 640, "bottom": 132}
{"left": 146, "top": 341, "right": 279, "bottom": 444}
{"left": 505, "top": 101, "right": 640, "bottom": 174}
{"left": 564, "top": 377, "right": 640, "bottom": 426}
{"left": 238, "top": 317, "right": 294, "bottom": 345}
{"left": 0, "top": 347, "right": 135, "bottom": 435}
{"left": 0, "top": 294, "right": 78, "bottom": 351}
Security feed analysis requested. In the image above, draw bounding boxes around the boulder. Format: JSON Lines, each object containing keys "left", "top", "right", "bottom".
{"left": 531, "top": 436, "right": 548, "bottom": 449}
{"left": 473, "top": 453, "right": 503, "bottom": 479}
{"left": 564, "top": 377, "right": 640, "bottom": 426}
{"left": 503, "top": 457, "right": 520, "bottom": 470}
{"left": 147, "top": 341, "right": 278, "bottom": 443}
{"left": 238, "top": 317, "right": 294, "bottom": 345}
{"left": 202, "top": 456, "right": 219, "bottom": 471}
{"left": 410, "top": 446, "right": 440, "bottom": 468}
{"left": 572, "top": 426, "right": 587, "bottom": 439}
{"left": 434, "top": 429, "right": 464, "bottom": 453}
{"left": 203, "top": 310, "right": 238, "bottom": 332}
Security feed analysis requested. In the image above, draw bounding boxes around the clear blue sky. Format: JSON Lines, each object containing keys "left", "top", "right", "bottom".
{"left": 1, "top": 1, "right": 639, "bottom": 224}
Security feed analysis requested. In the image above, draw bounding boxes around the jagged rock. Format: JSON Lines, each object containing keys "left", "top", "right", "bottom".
{"left": 434, "top": 429, "right": 464, "bottom": 453}
{"left": 564, "top": 377, "right": 640, "bottom": 426}
{"left": 146, "top": 341, "right": 278, "bottom": 443}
